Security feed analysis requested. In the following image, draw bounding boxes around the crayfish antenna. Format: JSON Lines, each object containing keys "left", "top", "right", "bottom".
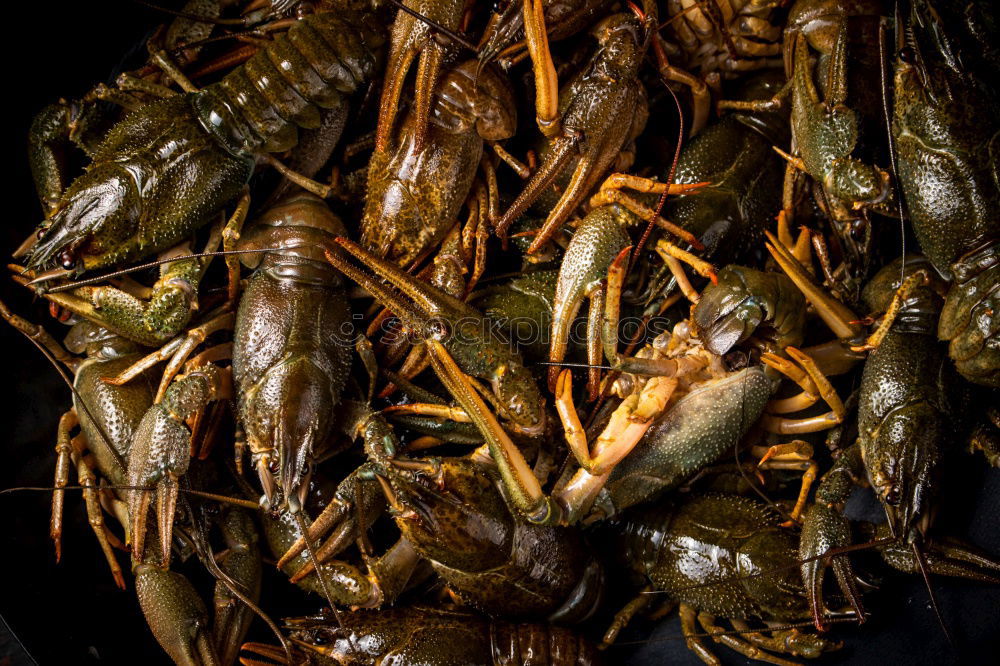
{"left": 912, "top": 540, "right": 955, "bottom": 649}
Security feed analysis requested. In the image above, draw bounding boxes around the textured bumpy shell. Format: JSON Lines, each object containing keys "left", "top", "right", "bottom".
{"left": 232, "top": 197, "right": 352, "bottom": 504}
{"left": 395, "top": 460, "right": 603, "bottom": 622}
{"left": 666, "top": 114, "right": 786, "bottom": 265}
{"left": 614, "top": 493, "right": 807, "bottom": 621}
{"left": 195, "top": 11, "right": 384, "bottom": 155}
{"left": 604, "top": 366, "right": 774, "bottom": 512}
{"left": 73, "top": 353, "right": 154, "bottom": 486}
{"left": 283, "top": 605, "right": 601, "bottom": 665}
{"left": 360, "top": 60, "right": 515, "bottom": 266}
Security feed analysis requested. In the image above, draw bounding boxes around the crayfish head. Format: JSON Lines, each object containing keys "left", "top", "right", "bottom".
{"left": 23, "top": 163, "right": 141, "bottom": 278}
{"left": 246, "top": 360, "right": 336, "bottom": 514}
{"left": 255, "top": 445, "right": 313, "bottom": 515}
{"left": 23, "top": 94, "right": 252, "bottom": 282}
{"left": 861, "top": 406, "right": 942, "bottom": 538}
{"left": 871, "top": 464, "right": 932, "bottom": 543}
{"left": 693, "top": 266, "right": 768, "bottom": 356}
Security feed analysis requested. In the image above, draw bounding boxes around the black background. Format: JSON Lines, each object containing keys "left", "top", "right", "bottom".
{"left": 1, "top": 4, "right": 998, "bottom": 665}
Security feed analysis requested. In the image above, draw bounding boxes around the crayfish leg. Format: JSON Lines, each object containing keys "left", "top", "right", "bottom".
{"left": 50, "top": 410, "right": 78, "bottom": 562}
{"left": 760, "top": 347, "right": 846, "bottom": 434}
{"left": 60, "top": 424, "right": 127, "bottom": 589}
{"left": 223, "top": 188, "right": 251, "bottom": 303}
{"left": 755, "top": 440, "right": 819, "bottom": 524}
{"left": 850, "top": 269, "right": 929, "bottom": 352}
{"left": 522, "top": 0, "right": 560, "bottom": 137}
{"left": 102, "top": 311, "right": 234, "bottom": 403}
{"left": 697, "top": 613, "right": 802, "bottom": 666}
{"left": 600, "top": 587, "right": 654, "bottom": 649}
{"left": 589, "top": 173, "right": 709, "bottom": 248}
{"left": 652, "top": 35, "right": 711, "bottom": 137}
{"left": 679, "top": 603, "right": 720, "bottom": 666}
{"left": 765, "top": 230, "right": 861, "bottom": 340}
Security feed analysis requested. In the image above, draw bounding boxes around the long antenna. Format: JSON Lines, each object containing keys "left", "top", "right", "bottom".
{"left": 881, "top": 8, "right": 908, "bottom": 284}
{"left": 0, "top": 484, "right": 260, "bottom": 510}
{"left": 912, "top": 539, "right": 955, "bottom": 649}
{"left": 536, "top": 361, "right": 617, "bottom": 371}
{"left": 180, "top": 497, "right": 294, "bottom": 663}
{"left": 130, "top": 0, "right": 262, "bottom": 26}
{"left": 0, "top": 306, "right": 127, "bottom": 474}
{"left": 40, "top": 247, "right": 288, "bottom": 293}
{"left": 633, "top": 35, "right": 688, "bottom": 271}
{"left": 292, "top": 511, "right": 359, "bottom": 655}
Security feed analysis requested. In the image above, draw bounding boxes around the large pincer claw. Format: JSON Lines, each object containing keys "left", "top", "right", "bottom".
{"left": 128, "top": 367, "right": 229, "bottom": 568}
{"left": 799, "top": 503, "right": 866, "bottom": 632}
{"left": 548, "top": 206, "right": 630, "bottom": 392}
{"left": 274, "top": 463, "right": 386, "bottom": 581}
{"left": 325, "top": 237, "right": 546, "bottom": 438}
{"left": 135, "top": 564, "right": 220, "bottom": 666}
{"left": 213, "top": 508, "right": 262, "bottom": 665}
{"left": 375, "top": 0, "right": 466, "bottom": 154}
{"left": 128, "top": 408, "right": 190, "bottom": 570}
{"left": 877, "top": 525, "right": 1000, "bottom": 585}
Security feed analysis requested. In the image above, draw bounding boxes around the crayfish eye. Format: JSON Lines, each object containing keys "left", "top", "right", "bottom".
{"left": 59, "top": 248, "right": 78, "bottom": 271}
{"left": 898, "top": 47, "right": 916, "bottom": 64}
{"left": 850, "top": 219, "right": 868, "bottom": 242}
{"left": 268, "top": 459, "right": 280, "bottom": 475}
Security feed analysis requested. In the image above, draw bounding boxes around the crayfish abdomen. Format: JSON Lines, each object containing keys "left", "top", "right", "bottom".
{"left": 245, "top": 604, "right": 603, "bottom": 665}
{"left": 194, "top": 11, "right": 384, "bottom": 156}
{"left": 24, "top": 10, "right": 385, "bottom": 280}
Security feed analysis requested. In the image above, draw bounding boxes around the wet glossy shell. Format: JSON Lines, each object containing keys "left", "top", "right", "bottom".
{"left": 615, "top": 493, "right": 808, "bottom": 621}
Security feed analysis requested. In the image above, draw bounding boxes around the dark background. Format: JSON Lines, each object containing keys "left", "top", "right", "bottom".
{"left": 1, "top": 4, "right": 998, "bottom": 665}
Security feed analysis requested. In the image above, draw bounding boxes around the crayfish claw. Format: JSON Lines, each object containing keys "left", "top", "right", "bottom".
{"left": 877, "top": 527, "right": 1000, "bottom": 585}
{"left": 799, "top": 503, "right": 860, "bottom": 631}
{"left": 127, "top": 368, "right": 227, "bottom": 566}
{"left": 239, "top": 641, "right": 293, "bottom": 666}
{"left": 135, "top": 564, "right": 221, "bottom": 665}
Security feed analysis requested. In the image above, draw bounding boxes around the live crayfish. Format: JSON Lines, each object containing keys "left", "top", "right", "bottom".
{"left": 18, "top": 2, "right": 385, "bottom": 305}
{"left": 241, "top": 604, "right": 602, "bottom": 664}
{"left": 283, "top": 408, "right": 607, "bottom": 622}
{"left": 891, "top": 0, "right": 1000, "bottom": 388}
{"left": 602, "top": 490, "right": 1000, "bottom": 663}
{"left": 5, "top": 0, "right": 1000, "bottom": 665}
{"left": 0, "top": 303, "right": 264, "bottom": 665}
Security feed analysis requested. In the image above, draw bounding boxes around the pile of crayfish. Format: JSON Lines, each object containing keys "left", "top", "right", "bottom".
{"left": 4, "top": 0, "right": 999, "bottom": 663}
